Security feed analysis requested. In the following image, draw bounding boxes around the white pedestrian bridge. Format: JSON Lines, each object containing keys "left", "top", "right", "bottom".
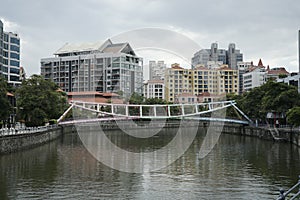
{"left": 58, "top": 100, "right": 253, "bottom": 125}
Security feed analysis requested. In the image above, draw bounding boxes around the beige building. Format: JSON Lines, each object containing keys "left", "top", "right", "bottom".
{"left": 164, "top": 64, "right": 239, "bottom": 102}
{"left": 217, "top": 66, "right": 239, "bottom": 94}
{"left": 164, "top": 64, "right": 193, "bottom": 102}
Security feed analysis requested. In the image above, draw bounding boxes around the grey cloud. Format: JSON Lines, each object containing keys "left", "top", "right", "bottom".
{"left": 0, "top": 0, "right": 299, "bottom": 75}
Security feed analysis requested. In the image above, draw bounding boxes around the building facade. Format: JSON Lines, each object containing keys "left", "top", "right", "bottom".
{"left": 41, "top": 39, "right": 143, "bottom": 98}
{"left": 0, "top": 21, "right": 3, "bottom": 78}
{"left": 192, "top": 43, "right": 243, "bottom": 69}
{"left": 164, "top": 64, "right": 193, "bottom": 102}
{"left": 0, "top": 20, "right": 21, "bottom": 85}
{"left": 143, "top": 79, "right": 165, "bottom": 99}
{"left": 3, "top": 32, "right": 20, "bottom": 85}
{"left": 243, "top": 59, "right": 290, "bottom": 92}
{"left": 243, "top": 67, "right": 266, "bottom": 92}
{"left": 237, "top": 61, "right": 253, "bottom": 94}
{"left": 164, "top": 64, "right": 239, "bottom": 102}
{"left": 149, "top": 60, "right": 166, "bottom": 80}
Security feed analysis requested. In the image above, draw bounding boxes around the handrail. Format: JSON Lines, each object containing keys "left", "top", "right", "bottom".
{"left": 0, "top": 124, "right": 58, "bottom": 137}
{"left": 277, "top": 176, "right": 300, "bottom": 200}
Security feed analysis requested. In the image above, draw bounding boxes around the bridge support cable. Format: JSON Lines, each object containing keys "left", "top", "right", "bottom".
{"left": 231, "top": 103, "right": 253, "bottom": 125}
{"left": 57, "top": 104, "right": 74, "bottom": 123}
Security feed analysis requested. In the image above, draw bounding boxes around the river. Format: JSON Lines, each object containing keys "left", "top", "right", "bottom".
{"left": 0, "top": 125, "right": 299, "bottom": 199}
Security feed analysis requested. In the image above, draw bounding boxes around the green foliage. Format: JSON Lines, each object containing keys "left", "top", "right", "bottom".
{"left": 48, "top": 119, "right": 57, "bottom": 125}
{"left": 0, "top": 78, "right": 12, "bottom": 121}
{"left": 237, "top": 81, "right": 300, "bottom": 120}
{"left": 278, "top": 74, "right": 288, "bottom": 79}
{"left": 144, "top": 97, "right": 168, "bottom": 105}
{"left": 16, "top": 75, "right": 68, "bottom": 127}
{"left": 226, "top": 93, "right": 242, "bottom": 101}
{"left": 287, "top": 107, "right": 300, "bottom": 126}
{"left": 116, "top": 90, "right": 124, "bottom": 97}
{"left": 129, "top": 92, "right": 144, "bottom": 104}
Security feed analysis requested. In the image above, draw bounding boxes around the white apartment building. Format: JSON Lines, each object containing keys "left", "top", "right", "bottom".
{"left": 41, "top": 39, "right": 143, "bottom": 98}
{"left": 143, "top": 79, "right": 165, "bottom": 99}
{"left": 243, "top": 67, "right": 266, "bottom": 92}
{"left": 237, "top": 61, "right": 253, "bottom": 94}
{"left": 0, "top": 20, "right": 21, "bottom": 85}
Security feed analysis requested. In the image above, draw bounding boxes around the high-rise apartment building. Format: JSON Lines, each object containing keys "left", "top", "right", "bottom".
{"left": 192, "top": 43, "right": 243, "bottom": 69}
{"left": 0, "top": 20, "right": 21, "bottom": 85}
{"left": 164, "top": 64, "right": 239, "bottom": 102}
{"left": 41, "top": 39, "right": 143, "bottom": 98}
{"left": 149, "top": 60, "right": 166, "bottom": 80}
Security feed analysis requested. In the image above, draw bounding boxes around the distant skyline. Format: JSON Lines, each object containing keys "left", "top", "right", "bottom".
{"left": 1, "top": 0, "right": 300, "bottom": 76}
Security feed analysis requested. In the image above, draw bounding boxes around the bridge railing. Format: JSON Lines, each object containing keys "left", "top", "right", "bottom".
{"left": 70, "top": 100, "right": 237, "bottom": 119}
{"left": 277, "top": 176, "right": 300, "bottom": 200}
{"left": 0, "top": 125, "right": 58, "bottom": 137}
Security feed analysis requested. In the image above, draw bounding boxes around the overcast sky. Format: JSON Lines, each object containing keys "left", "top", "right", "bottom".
{"left": 1, "top": 0, "right": 299, "bottom": 77}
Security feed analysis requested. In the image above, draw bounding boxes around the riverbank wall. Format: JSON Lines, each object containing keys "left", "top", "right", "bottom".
{"left": 73, "top": 120, "right": 300, "bottom": 147}
{"left": 0, "top": 126, "right": 62, "bottom": 154}
{"left": 221, "top": 124, "right": 300, "bottom": 147}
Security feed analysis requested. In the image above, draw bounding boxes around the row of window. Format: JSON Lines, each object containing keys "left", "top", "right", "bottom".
{"left": 3, "top": 51, "right": 19, "bottom": 60}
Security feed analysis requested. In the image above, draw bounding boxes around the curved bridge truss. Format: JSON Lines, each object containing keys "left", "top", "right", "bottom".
{"left": 58, "top": 100, "right": 253, "bottom": 125}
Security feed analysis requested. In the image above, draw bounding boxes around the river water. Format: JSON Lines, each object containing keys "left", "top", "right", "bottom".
{"left": 0, "top": 126, "right": 299, "bottom": 199}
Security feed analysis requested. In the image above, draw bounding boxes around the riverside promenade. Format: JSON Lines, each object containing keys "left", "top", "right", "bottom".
{"left": 0, "top": 125, "right": 62, "bottom": 154}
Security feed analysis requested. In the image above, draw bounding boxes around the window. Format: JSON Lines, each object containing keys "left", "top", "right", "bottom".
{"left": 10, "top": 68, "right": 19, "bottom": 74}
{"left": 10, "top": 60, "right": 19, "bottom": 67}
{"left": 10, "top": 52, "right": 19, "bottom": 60}
{"left": 10, "top": 45, "right": 19, "bottom": 52}
{"left": 112, "top": 57, "right": 120, "bottom": 63}
{"left": 10, "top": 37, "right": 20, "bottom": 45}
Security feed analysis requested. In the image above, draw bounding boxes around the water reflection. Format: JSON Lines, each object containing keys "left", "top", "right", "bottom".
{"left": 0, "top": 127, "right": 299, "bottom": 199}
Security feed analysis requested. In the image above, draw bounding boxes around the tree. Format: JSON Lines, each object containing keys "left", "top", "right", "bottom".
{"left": 237, "top": 81, "right": 300, "bottom": 121}
{"left": 115, "top": 90, "right": 124, "bottom": 98}
{"left": 144, "top": 97, "right": 168, "bottom": 105}
{"left": 129, "top": 92, "right": 144, "bottom": 104}
{"left": 0, "top": 77, "right": 11, "bottom": 123}
{"left": 16, "top": 75, "right": 68, "bottom": 127}
{"left": 287, "top": 107, "right": 300, "bottom": 127}
{"left": 278, "top": 74, "right": 288, "bottom": 79}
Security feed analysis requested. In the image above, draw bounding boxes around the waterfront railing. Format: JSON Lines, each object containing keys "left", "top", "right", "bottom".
{"left": 0, "top": 125, "right": 58, "bottom": 137}
{"left": 277, "top": 176, "right": 300, "bottom": 200}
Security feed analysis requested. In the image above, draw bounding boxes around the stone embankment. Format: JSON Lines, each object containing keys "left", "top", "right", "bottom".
{"left": 222, "top": 124, "right": 300, "bottom": 147}
{"left": 1, "top": 121, "right": 299, "bottom": 155}
{"left": 73, "top": 120, "right": 300, "bottom": 147}
{"left": 0, "top": 125, "right": 62, "bottom": 154}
